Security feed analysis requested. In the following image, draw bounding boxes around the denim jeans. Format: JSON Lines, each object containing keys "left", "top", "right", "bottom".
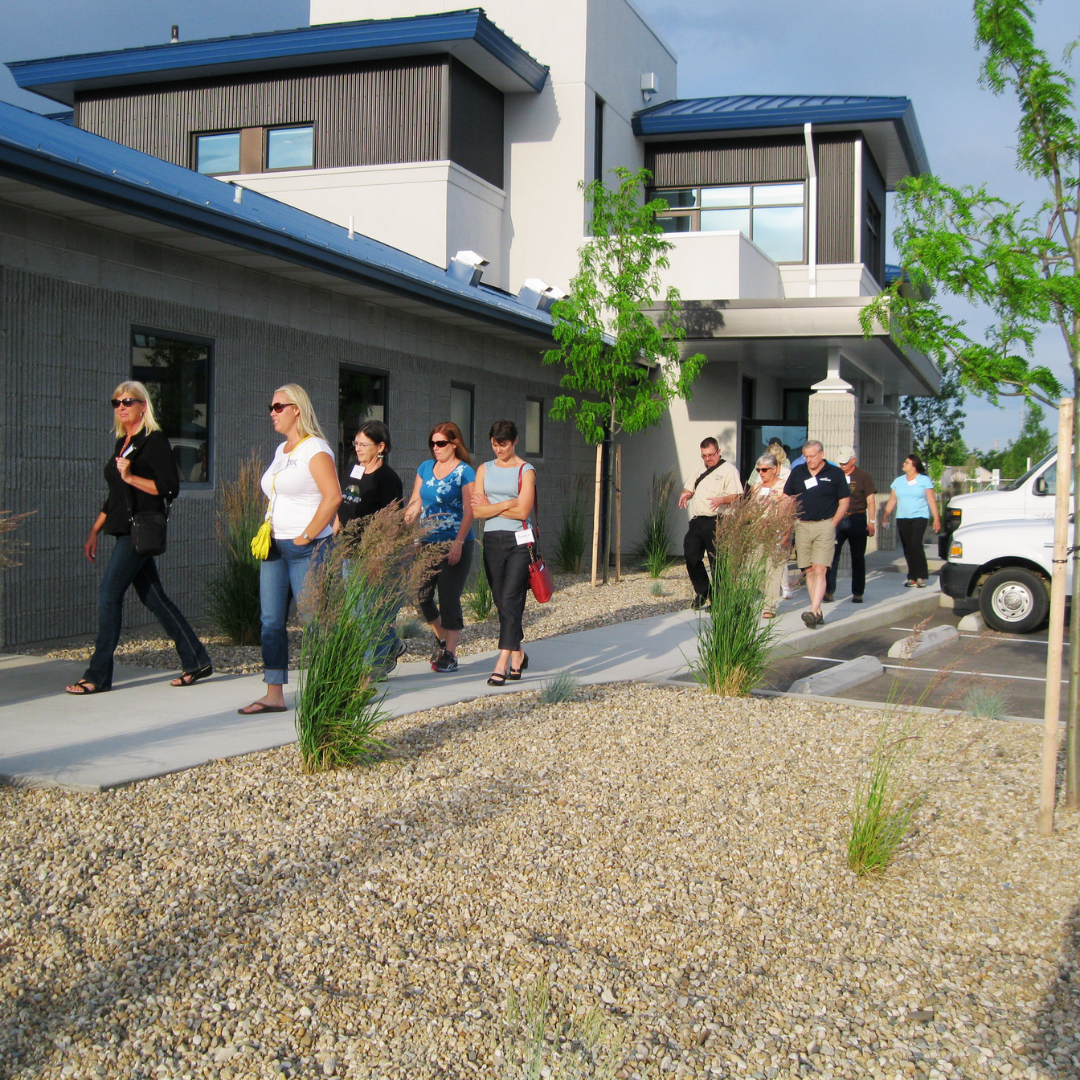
{"left": 260, "top": 536, "right": 329, "bottom": 685}
{"left": 343, "top": 558, "right": 403, "bottom": 666}
{"left": 83, "top": 535, "right": 210, "bottom": 690}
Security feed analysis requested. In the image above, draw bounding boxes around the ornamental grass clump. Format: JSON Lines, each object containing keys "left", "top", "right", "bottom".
{"left": 553, "top": 475, "right": 589, "bottom": 573}
{"left": 205, "top": 454, "right": 265, "bottom": 645}
{"left": 691, "top": 492, "right": 796, "bottom": 696}
{"left": 296, "top": 504, "right": 443, "bottom": 774}
{"left": 0, "top": 510, "right": 33, "bottom": 568}
{"left": 463, "top": 541, "right": 495, "bottom": 621}
{"left": 847, "top": 710, "right": 927, "bottom": 876}
{"left": 634, "top": 470, "right": 676, "bottom": 577}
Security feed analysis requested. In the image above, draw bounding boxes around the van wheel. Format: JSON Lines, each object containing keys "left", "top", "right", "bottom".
{"left": 979, "top": 568, "right": 1049, "bottom": 633}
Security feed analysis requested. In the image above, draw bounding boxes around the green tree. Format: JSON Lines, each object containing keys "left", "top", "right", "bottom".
{"left": 860, "top": 0, "right": 1080, "bottom": 808}
{"left": 901, "top": 363, "right": 968, "bottom": 465}
{"left": 977, "top": 400, "right": 1054, "bottom": 476}
{"left": 544, "top": 167, "right": 705, "bottom": 582}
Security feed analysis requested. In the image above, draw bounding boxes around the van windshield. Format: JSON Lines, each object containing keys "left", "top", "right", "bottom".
{"left": 1001, "top": 451, "right": 1057, "bottom": 491}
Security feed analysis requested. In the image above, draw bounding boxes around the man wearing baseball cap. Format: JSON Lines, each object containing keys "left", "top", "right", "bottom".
{"left": 824, "top": 446, "right": 876, "bottom": 604}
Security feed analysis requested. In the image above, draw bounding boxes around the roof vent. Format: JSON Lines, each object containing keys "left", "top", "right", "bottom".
{"left": 446, "top": 250, "right": 489, "bottom": 287}
{"left": 170, "top": 25, "right": 179, "bottom": 44}
{"left": 517, "top": 278, "right": 567, "bottom": 313}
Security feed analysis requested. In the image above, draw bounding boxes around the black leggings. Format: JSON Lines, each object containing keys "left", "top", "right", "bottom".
{"left": 417, "top": 540, "right": 474, "bottom": 631}
{"left": 483, "top": 530, "right": 532, "bottom": 652}
{"left": 897, "top": 517, "right": 929, "bottom": 581}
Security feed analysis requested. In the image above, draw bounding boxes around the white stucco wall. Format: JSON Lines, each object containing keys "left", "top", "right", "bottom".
{"left": 780, "top": 263, "right": 881, "bottom": 298}
{"left": 660, "top": 232, "right": 783, "bottom": 301}
{"left": 235, "top": 162, "right": 507, "bottom": 286}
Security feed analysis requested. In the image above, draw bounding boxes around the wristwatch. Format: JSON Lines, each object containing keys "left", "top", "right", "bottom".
{"left": 302, "top": 531, "right": 311, "bottom": 540}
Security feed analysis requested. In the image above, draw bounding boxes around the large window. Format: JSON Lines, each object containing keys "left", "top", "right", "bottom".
{"left": 525, "top": 398, "right": 543, "bottom": 457}
{"left": 450, "top": 383, "right": 475, "bottom": 451}
{"left": 339, "top": 366, "right": 387, "bottom": 468}
{"left": 267, "top": 125, "right": 314, "bottom": 171}
{"left": 652, "top": 181, "right": 806, "bottom": 263}
{"left": 131, "top": 329, "right": 212, "bottom": 486}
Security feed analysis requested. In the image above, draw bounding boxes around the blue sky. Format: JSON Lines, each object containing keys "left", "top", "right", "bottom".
{"left": 1, "top": 0, "right": 1076, "bottom": 453}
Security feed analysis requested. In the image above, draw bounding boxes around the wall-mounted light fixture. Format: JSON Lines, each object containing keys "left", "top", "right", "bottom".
{"left": 640, "top": 73, "right": 658, "bottom": 104}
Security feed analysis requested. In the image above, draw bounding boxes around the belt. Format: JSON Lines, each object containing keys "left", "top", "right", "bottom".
{"left": 845, "top": 510, "right": 867, "bottom": 517}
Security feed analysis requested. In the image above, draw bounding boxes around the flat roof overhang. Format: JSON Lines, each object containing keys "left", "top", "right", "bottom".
{"left": 652, "top": 297, "right": 940, "bottom": 398}
{"left": 633, "top": 96, "right": 928, "bottom": 186}
{"left": 7, "top": 9, "right": 549, "bottom": 106}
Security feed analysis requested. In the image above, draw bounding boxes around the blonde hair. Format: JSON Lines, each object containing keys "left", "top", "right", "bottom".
{"left": 111, "top": 380, "right": 160, "bottom": 437}
{"left": 275, "top": 384, "right": 328, "bottom": 441}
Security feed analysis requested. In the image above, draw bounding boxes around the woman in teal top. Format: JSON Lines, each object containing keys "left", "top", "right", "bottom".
{"left": 882, "top": 453, "right": 941, "bottom": 587}
{"left": 471, "top": 418, "right": 536, "bottom": 686}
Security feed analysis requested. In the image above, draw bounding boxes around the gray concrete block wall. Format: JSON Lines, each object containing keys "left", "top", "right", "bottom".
{"left": 0, "top": 198, "right": 587, "bottom": 647}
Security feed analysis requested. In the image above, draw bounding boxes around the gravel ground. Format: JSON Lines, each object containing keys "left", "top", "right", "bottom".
{"left": 2, "top": 683, "right": 1078, "bottom": 1079}
{"left": 15, "top": 567, "right": 697, "bottom": 673}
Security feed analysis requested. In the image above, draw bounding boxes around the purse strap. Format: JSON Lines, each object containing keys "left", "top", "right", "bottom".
{"left": 265, "top": 436, "right": 311, "bottom": 521}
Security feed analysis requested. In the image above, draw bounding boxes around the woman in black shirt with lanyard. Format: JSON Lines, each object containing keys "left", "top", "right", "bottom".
{"left": 66, "top": 381, "right": 212, "bottom": 694}
{"left": 335, "top": 420, "right": 406, "bottom": 672}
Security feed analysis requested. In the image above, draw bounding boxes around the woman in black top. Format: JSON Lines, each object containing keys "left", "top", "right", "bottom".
{"left": 334, "top": 420, "right": 407, "bottom": 672}
{"left": 65, "top": 382, "right": 212, "bottom": 694}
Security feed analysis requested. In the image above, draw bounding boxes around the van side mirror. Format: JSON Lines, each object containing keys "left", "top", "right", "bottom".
{"left": 1035, "top": 476, "right": 1048, "bottom": 496}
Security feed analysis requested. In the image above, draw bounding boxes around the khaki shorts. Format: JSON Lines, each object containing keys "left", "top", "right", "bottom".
{"left": 795, "top": 517, "right": 836, "bottom": 569}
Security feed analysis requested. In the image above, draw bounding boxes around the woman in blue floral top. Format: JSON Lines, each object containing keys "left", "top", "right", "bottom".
{"left": 405, "top": 421, "right": 475, "bottom": 672}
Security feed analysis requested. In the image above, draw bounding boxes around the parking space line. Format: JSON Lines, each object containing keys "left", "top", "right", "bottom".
{"left": 801, "top": 656, "right": 1063, "bottom": 684}
{"left": 890, "top": 626, "right": 1059, "bottom": 644}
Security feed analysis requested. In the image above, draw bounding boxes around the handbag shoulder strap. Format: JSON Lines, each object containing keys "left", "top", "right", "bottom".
{"left": 516, "top": 462, "right": 538, "bottom": 529}
{"left": 120, "top": 434, "right": 171, "bottom": 523}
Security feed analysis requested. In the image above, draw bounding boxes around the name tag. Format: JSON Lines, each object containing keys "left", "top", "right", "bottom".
{"left": 120, "top": 444, "right": 135, "bottom": 458}
{"left": 515, "top": 527, "right": 535, "bottom": 545}
{"left": 350, "top": 464, "right": 366, "bottom": 479}
{"left": 804, "top": 477, "right": 818, "bottom": 490}
{"left": 907, "top": 477, "right": 918, "bottom": 486}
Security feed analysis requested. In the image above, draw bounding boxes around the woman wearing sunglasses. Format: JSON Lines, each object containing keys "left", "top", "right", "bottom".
{"left": 66, "top": 382, "right": 212, "bottom": 695}
{"left": 405, "top": 422, "right": 475, "bottom": 672}
{"left": 238, "top": 384, "right": 341, "bottom": 714}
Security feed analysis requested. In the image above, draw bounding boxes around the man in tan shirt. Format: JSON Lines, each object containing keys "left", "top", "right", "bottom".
{"left": 677, "top": 437, "right": 743, "bottom": 609}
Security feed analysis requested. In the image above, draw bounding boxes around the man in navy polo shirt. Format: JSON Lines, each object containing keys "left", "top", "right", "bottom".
{"left": 783, "top": 440, "right": 850, "bottom": 628}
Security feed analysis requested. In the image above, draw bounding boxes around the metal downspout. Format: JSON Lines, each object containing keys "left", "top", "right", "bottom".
{"left": 804, "top": 122, "right": 817, "bottom": 298}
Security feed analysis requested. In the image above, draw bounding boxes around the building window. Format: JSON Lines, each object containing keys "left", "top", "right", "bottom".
{"left": 131, "top": 329, "right": 212, "bottom": 486}
{"left": 450, "top": 383, "right": 474, "bottom": 450}
{"left": 339, "top": 366, "right": 388, "bottom": 468}
{"left": 267, "top": 125, "right": 314, "bottom": 171}
{"left": 195, "top": 132, "right": 241, "bottom": 175}
{"left": 525, "top": 397, "right": 543, "bottom": 457}
{"left": 594, "top": 96, "right": 605, "bottom": 185}
{"left": 652, "top": 181, "right": 807, "bottom": 263}
{"left": 865, "top": 193, "right": 883, "bottom": 276}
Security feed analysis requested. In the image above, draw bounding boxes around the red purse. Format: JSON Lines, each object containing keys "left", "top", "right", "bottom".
{"left": 518, "top": 465, "right": 553, "bottom": 604}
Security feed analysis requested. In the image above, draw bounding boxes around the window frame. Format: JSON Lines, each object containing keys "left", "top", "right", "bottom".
{"left": 525, "top": 397, "right": 544, "bottom": 458}
{"left": 450, "top": 382, "right": 475, "bottom": 452}
{"left": 651, "top": 180, "right": 808, "bottom": 263}
{"left": 193, "top": 130, "right": 242, "bottom": 176}
{"left": 265, "top": 123, "right": 316, "bottom": 173}
{"left": 130, "top": 325, "right": 214, "bottom": 490}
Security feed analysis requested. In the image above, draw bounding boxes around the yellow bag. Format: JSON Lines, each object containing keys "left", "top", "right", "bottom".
{"left": 251, "top": 519, "right": 272, "bottom": 560}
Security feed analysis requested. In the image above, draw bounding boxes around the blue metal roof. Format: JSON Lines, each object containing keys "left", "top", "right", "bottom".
{"left": 634, "top": 94, "right": 930, "bottom": 182}
{"left": 0, "top": 101, "right": 554, "bottom": 340}
{"left": 7, "top": 9, "right": 548, "bottom": 105}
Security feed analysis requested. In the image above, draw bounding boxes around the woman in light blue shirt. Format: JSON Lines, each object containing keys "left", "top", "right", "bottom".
{"left": 471, "top": 419, "right": 536, "bottom": 686}
{"left": 882, "top": 453, "right": 941, "bottom": 587}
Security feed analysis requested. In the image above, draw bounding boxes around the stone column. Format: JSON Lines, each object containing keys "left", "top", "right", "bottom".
{"left": 807, "top": 347, "right": 859, "bottom": 463}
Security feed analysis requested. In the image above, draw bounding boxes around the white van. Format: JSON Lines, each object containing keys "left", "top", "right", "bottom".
{"left": 942, "top": 452, "right": 1067, "bottom": 541}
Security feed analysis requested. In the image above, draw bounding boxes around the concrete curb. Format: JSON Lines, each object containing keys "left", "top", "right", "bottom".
{"left": 887, "top": 624, "right": 959, "bottom": 659}
{"left": 789, "top": 655, "right": 884, "bottom": 696}
{"left": 957, "top": 611, "right": 985, "bottom": 632}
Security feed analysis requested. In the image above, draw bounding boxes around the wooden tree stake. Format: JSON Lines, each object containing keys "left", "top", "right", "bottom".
{"left": 590, "top": 442, "right": 603, "bottom": 587}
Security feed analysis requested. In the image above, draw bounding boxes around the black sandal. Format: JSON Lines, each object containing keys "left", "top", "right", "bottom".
{"left": 507, "top": 653, "right": 529, "bottom": 681}
{"left": 171, "top": 664, "right": 213, "bottom": 687}
{"left": 487, "top": 671, "right": 508, "bottom": 686}
{"left": 65, "top": 679, "right": 108, "bottom": 695}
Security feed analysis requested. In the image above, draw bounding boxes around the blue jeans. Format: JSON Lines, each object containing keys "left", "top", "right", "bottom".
{"left": 343, "top": 558, "right": 403, "bottom": 666}
{"left": 84, "top": 535, "right": 210, "bottom": 690}
{"left": 259, "top": 536, "right": 328, "bottom": 685}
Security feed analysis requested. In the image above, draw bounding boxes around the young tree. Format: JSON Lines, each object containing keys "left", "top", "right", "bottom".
{"left": 860, "top": 0, "right": 1079, "bottom": 805}
{"left": 901, "top": 363, "right": 968, "bottom": 465}
{"left": 977, "top": 400, "right": 1054, "bottom": 476}
{"left": 544, "top": 167, "right": 706, "bottom": 582}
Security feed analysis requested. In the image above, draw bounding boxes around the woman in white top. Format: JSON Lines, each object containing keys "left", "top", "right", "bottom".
{"left": 238, "top": 384, "right": 341, "bottom": 715}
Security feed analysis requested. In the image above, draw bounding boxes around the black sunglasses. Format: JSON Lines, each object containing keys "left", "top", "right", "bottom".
{"left": 268, "top": 402, "right": 296, "bottom": 414}
{"left": 429, "top": 439, "right": 452, "bottom": 448}
{"left": 756, "top": 466, "right": 775, "bottom": 472}
{"left": 111, "top": 398, "right": 143, "bottom": 408}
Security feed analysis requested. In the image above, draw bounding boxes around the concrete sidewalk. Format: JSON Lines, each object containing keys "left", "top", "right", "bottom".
{"left": 0, "top": 566, "right": 941, "bottom": 790}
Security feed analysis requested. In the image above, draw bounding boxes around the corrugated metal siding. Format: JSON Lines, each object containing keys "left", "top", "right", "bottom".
{"left": 815, "top": 134, "right": 855, "bottom": 264}
{"left": 448, "top": 58, "right": 504, "bottom": 188}
{"left": 646, "top": 136, "right": 807, "bottom": 188}
{"left": 77, "top": 58, "right": 445, "bottom": 169}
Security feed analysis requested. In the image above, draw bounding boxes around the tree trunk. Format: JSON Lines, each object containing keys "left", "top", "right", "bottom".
{"left": 1068, "top": 362, "right": 1080, "bottom": 808}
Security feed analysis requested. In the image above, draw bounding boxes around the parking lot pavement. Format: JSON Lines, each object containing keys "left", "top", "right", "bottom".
{"left": 763, "top": 605, "right": 1067, "bottom": 722}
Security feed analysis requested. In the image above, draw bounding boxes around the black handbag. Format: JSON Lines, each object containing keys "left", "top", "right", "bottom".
{"left": 122, "top": 447, "right": 171, "bottom": 557}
